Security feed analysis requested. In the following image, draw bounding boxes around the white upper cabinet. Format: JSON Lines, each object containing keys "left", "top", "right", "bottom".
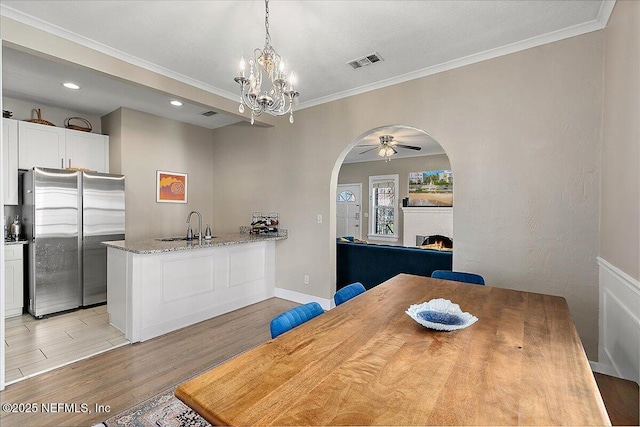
{"left": 18, "top": 121, "right": 66, "bottom": 169}
{"left": 65, "top": 131, "right": 109, "bottom": 172}
{"left": 2, "top": 119, "right": 19, "bottom": 205}
{"left": 18, "top": 121, "right": 109, "bottom": 173}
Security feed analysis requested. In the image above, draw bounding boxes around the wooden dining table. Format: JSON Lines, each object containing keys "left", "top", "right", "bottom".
{"left": 175, "top": 273, "right": 610, "bottom": 426}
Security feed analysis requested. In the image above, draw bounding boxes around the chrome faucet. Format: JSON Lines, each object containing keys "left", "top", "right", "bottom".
{"left": 186, "top": 211, "right": 202, "bottom": 243}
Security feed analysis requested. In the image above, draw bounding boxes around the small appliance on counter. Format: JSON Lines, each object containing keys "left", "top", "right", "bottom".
{"left": 9, "top": 214, "right": 22, "bottom": 240}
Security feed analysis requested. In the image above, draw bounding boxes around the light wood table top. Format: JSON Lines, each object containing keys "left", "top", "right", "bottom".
{"left": 175, "top": 274, "right": 610, "bottom": 426}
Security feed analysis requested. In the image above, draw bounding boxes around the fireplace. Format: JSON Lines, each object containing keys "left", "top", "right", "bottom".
{"left": 416, "top": 234, "right": 453, "bottom": 250}
{"left": 401, "top": 206, "right": 453, "bottom": 247}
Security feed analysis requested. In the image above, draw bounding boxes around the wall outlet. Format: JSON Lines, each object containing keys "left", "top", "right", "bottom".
{"left": 316, "top": 214, "right": 323, "bottom": 224}
{"left": 304, "top": 274, "right": 310, "bottom": 285}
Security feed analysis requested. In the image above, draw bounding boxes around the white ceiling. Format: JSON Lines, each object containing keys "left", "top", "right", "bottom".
{"left": 0, "top": 1, "right": 613, "bottom": 159}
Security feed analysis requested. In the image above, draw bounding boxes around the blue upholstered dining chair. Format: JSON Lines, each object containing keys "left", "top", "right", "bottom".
{"left": 270, "top": 302, "right": 324, "bottom": 339}
{"left": 334, "top": 282, "right": 366, "bottom": 306}
{"left": 431, "top": 270, "right": 485, "bottom": 286}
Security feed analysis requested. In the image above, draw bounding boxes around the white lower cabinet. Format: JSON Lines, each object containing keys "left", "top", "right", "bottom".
{"left": 4, "top": 244, "right": 24, "bottom": 318}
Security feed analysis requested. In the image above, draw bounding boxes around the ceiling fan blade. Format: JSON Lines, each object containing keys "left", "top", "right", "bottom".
{"left": 359, "top": 146, "right": 379, "bottom": 154}
{"left": 395, "top": 144, "right": 422, "bottom": 151}
{"left": 358, "top": 144, "right": 379, "bottom": 147}
{"left": 390, "top": 146, "right": 398, "bottom": 154}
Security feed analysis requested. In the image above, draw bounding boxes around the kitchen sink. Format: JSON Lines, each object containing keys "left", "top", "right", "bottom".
{"left": 155, "top": 236, "right": 216, "bottom": 242}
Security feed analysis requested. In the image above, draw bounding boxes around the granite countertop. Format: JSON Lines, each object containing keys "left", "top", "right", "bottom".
{"left": 4, "top": 239, "right": 28, "bottom": 245}
{"left": 102, "top": 231, "right": 287, "bottom": 254}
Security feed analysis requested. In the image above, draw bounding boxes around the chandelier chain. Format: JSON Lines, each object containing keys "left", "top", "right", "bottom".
{"left": 264, "top": 0, "right": 271, "bottom": 47}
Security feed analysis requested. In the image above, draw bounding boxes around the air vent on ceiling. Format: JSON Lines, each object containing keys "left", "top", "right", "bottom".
{"left": 201, "top": 110, "right": 218, "bottom": 117}
{"left": 347, "top": 52, "right": 384, "bottom": 69}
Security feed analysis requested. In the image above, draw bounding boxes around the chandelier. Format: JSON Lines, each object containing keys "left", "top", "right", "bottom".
{"left": 234, "top": 0, "right": 299, "bottom": 125}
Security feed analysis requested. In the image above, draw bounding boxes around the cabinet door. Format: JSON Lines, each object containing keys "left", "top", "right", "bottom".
{"left": 18, "top": 121, "right": 66, "bottom": 169}
{"left": 2, "top": 119, "right": 19, "bottom": 205}
{"left": 4, "top": 246, "right": 24, "bottom": 317}
{"left": 65, "top": 130, "right": 109, "bottom": 173}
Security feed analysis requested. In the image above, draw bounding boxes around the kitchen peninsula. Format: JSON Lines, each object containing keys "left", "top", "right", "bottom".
{"left": 104, "top": 232, "right": 287, "bottom": 343}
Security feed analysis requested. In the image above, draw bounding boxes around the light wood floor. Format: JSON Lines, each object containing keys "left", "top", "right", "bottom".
{"left": 0, "top": 297, "right": 298, "bottom": 427}
{"left": 4, "top": 305, "right": 127, "bottom": 384}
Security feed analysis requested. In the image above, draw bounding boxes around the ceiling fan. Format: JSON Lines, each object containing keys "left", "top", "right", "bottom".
{"left": 359, "top": 135, "right": 422, "bottom": 161}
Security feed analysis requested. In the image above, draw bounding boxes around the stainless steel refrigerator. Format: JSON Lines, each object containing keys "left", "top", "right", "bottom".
{"left": 23, "top": 167, "right": 125, "bottom": 318}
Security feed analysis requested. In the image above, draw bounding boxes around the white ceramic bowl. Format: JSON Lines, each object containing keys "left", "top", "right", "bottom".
{"left": 406, "top": 298, "right": 478, "bottom": 331}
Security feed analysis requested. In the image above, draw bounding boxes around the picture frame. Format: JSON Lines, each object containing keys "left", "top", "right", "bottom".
{"left": 156, "top": 170, "right": 188, "bottom": 203}
{"left": 408, "top": 170, "right": 453, "bottom": 207}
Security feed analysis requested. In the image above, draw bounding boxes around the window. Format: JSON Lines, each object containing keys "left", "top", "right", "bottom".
{"left": 337, "top": 190, "right": 356, "bottom": 202}
{"left": 368, "top": 174, "right": 399, "bottom": 241}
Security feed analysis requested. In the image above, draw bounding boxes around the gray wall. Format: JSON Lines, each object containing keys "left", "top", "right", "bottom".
{"left": 338, "top": 154, "right": 451, "bottom": 243}
{"left": 2, "top": 16, "right": 618, "bottom": 361}
{"left": 102, "top": 107, "right": 214, "bottom": 240}
{"left": 211, "top": 32, "right": 604, "bottom": 359}
{"left": 600, "top": 0, "right": 640, "bottom": 281}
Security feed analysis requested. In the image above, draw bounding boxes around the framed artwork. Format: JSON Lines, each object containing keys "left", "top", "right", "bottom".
{"left": 408, "top": 170, "right": 453, "bottom": 207}
{"left": 156, "top": 170, "right": 188, "bottom": 203}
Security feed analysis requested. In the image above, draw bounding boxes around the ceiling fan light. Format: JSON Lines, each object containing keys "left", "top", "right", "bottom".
{"left": 377, "top": 145, "right": 395, "bottom": 158}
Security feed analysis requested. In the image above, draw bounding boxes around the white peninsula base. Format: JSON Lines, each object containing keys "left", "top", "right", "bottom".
{"left": 106, "top": 234, "right": 283, "bottom": 343}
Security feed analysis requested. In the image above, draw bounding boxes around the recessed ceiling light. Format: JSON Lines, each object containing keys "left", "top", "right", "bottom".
{"left": 62, "top": 82, "right": 80, "bottom": 90}
{"left": 170, "top": 100, "right": 183, "bottom": 107}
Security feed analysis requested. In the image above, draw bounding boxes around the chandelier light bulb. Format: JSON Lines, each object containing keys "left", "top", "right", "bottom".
{"left": 289, "top": 72, "right": 296, "bottom": 90}
{"left": 239, "top": 57, "right": 246, "bottom": 77}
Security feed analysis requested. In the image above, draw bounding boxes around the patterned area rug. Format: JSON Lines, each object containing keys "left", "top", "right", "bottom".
{"left": 103, "top": 387, "right": 211, "bottom": 427}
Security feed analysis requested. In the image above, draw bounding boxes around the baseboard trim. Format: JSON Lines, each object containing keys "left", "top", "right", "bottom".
{"left": 274, "top": 288, "right": 333, "bottom": 311}
{"left": 590, "top": 360, "right": 619, "bottom": 377}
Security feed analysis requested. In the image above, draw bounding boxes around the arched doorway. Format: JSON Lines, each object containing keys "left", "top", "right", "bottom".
{"left": 329, "top": 124, "right": 453, "bottom": 294}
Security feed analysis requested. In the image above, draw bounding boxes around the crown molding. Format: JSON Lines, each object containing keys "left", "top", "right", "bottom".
{"left": 296, "top": 0, "right": 617, "bottom": 111}
{"left": 2, "top": 1, "right": 617, "bottom": 112}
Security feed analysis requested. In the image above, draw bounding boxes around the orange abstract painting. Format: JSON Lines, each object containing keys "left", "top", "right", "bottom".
{"left": 157, "top": 171, "right": 188, "bottom": 203}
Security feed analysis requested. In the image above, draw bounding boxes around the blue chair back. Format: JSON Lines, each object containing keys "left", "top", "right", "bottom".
{"left": 270, "top": 302, "right": 324, "bottom": 338}
{"left": 431, "top": 270, "right": 485, "bottom": 285}
{"left": 334, "top": 282, "right": 366, "bottom": 306}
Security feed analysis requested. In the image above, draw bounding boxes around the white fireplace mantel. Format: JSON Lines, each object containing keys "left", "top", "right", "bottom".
{"left": 401, "top": 207, "right": 453, "bottom": 247}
